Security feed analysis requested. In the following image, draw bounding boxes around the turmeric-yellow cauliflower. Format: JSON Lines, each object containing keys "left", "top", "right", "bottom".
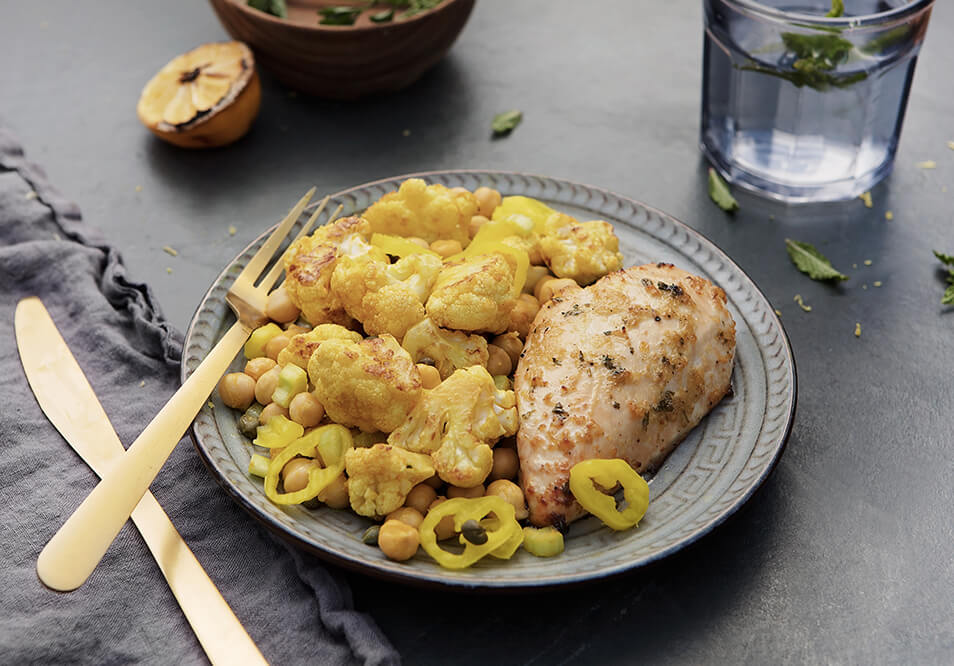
{"left": 344, "top": 444, "right": 435, "bottom": 517}
{"left": 401, "top": 318, "right": 488, "bottom": 379}
{"left": 282, "top": 216, "right": 386, "bottom": 326}
{"left": 331, "top": 251, "right": 442, "bottom": 339}
{"left": 276, "top": 324, "right": 363, "bottom": 369}
{"left": 538, "top": 213, "right": 623, "bottom": 285}
{"left": 388, "top": 366, "right": 517, "bottom": 488}
{"left": 425, "top": 253, "right": 517, "bottom": 334}
{"left": 308, "top": 334, "right": 421, "bottom": 433}
{"left": 362, "top": 178, "right": 477, "bottom": 246}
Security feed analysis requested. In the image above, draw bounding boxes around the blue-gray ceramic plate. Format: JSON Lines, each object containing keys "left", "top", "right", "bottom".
{"left": 183, "top": 170, "right": 796, "bottom": 589}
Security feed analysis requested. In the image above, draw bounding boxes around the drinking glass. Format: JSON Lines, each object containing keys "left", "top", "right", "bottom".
{"left": 701, "top": 0, "right": 935, "bottom": 203}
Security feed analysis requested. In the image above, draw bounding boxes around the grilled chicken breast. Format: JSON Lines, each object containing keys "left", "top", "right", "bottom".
{"left": 514, "top": 263, "right": 736, "bottom": 528}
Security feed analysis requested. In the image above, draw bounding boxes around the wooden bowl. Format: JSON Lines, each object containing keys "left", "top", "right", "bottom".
{"left": 208, "top": 0, "right": 475, "bottom": 99}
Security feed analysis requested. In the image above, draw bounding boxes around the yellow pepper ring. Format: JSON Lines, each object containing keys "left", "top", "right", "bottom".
{"left": 264, "top": 424, "right": 352, "bottom": 505}
{"left": 418, "top": 496, "right": 523, "bottom": 569}
{"left": 568, "top": 458, "right": 650, "bottom": 531}
{"left": 370, "top": 233, "right": 440, "bottom": 259}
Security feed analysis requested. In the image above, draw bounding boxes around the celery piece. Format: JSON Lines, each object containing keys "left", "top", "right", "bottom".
{"left": 271, "top": 364, "right": 308, "bottom": 408}
{"left": 248, "top": 453, "right": 271, "bottom": 478}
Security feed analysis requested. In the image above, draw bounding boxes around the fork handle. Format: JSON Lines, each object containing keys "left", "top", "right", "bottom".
{"left": 37, "top": 320, "right": 251, "bottom": 592}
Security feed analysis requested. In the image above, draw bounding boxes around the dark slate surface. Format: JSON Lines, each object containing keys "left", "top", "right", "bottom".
{"left": 2, "top": 1, "right": 952, "bottom": 663}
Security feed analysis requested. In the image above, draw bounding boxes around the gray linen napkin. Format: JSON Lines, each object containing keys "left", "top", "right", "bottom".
{"left": 0, "top": 122, "right": 400, "bottom": 666}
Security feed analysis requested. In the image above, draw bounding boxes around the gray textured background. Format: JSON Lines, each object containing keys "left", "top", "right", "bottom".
{"left": 2, "top": 1, "right": 953, "bottom": 663}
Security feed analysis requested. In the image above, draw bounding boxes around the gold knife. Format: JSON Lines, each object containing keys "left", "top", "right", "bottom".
{"left": 15, "top": 297, "right": 269, "bottom": 666}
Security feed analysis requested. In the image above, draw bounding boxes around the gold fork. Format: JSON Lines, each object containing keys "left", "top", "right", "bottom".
{"left": 37, "top": 188, "right": 327, "bottom": 592}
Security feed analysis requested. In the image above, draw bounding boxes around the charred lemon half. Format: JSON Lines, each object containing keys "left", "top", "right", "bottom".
{"left": 137, "top": 41, "right": 260, "bottom": 149}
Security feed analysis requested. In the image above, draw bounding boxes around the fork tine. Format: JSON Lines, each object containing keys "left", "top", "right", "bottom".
{"left": 258, "top": 198, "right": 337, "bottom": 292}
{"left": 239, "top": 186, "right": 315, "bottom": 283}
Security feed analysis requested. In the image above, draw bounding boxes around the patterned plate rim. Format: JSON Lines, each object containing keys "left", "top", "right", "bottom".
{"left": 183, "top": 169, "right": 797, "bottom": 590}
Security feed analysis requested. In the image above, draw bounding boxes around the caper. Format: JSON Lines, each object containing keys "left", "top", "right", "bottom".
{"left": 461, "top": 519, "right": 487, "bottom": 545}
{"left": 362, "top": 525, "right": 381, "bottom": 546}
{"left": 238, "top": 403, "right": 264, "bottom": 439}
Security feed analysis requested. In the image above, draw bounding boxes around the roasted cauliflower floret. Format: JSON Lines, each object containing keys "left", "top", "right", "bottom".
{"left": 538, "top": 213, "right": 623, "bottom": 285}
{"left": 344, "top": 444, "right": 435, "bottom": 518}
{"left": 276, "top": 324, "right": 363, "bottom": 369}
{"left": 308, "top": 334, "right": 421, "bottom": 433}
{"left": 425, "top": 253, "right": 517, "bottom": 334}
{"left": 282, "top": 216, "right": 386, "bottom": 326}
{"left": 331, "top": 251, "right": 442, "bottom": 339}
{"left": 388, "top": 366, "right": 517, "bottom": 488}
{"left": 401, "top": 318, "right": 488, "bottom": 379}
{"left": 362, "top": 178, "right": 477, "bottom": 246}
{"left": 501, "top": 234, "right": 543, "bottom": 266}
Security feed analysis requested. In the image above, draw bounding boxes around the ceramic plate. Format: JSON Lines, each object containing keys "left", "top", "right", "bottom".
{"left": 183, "top": 170, "right": 796, "bottom": 589}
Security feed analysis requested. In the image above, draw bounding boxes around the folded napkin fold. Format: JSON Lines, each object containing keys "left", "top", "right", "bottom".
{"left": 0, "top": 121, "right": 399, "bottom": 666}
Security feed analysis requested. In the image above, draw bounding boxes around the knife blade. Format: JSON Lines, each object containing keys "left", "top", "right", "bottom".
{"left": 15, "top": 297, "right": 268, "bottom": 666}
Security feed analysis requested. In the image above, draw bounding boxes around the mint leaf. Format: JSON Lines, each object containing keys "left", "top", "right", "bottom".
{"left": 785, "top": 239, "right": 848, "bottom": 281}
{"left": 707, "top": 168, "right": 739, "bottom": 213}
{"left": 933, "top": 250, "right": 954, "bottom": 267}
{"left": 943, "top": 285, "right": 954, "bottom": 306}
{"left": 492, "top": 110, "right": 523, "bottom": 135}
{"left": 248, "top": 0, "right": 287, "bottom": 18}
{"left": 370, "top": 9, "right": 394, "bottom": 22}
{"left": 318, "top": 6, "right": 362, "bottom": 25}
{"left": 825, "top": 0, "right": 844, "bottom": 17}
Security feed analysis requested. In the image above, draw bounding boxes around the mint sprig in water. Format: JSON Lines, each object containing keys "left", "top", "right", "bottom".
{"left": 785, "top": 239, "right": 848, "bottom": 281}
{"left": 934, "top": 250, "right": 954, "bottom": 305}
{"left": 740, "top": 0, "right": 867, "bottom": 92}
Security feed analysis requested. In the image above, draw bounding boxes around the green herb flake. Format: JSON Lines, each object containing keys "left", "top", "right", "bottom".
{"left": 248, "top": 0, "right": 287, "bottom": 18}
{"left": 933, "top": 250, "right": 954, "bottom": 305}
{"left": 793, "top": 294, "right": 812, "bottom": 312}
{"left": 785, "top": 239, "right": 849, "bottom": 282}
{"left": 707, "top": 168, "right": 739, "bottom": 213}
{"left": 825, "top": 0, "right": 844, "bottom": 17}
{"left": 370, "top": 9, "right": 394, "bottom": 22}
{"left": 492, "top": 110, "right": 523, "bottom": 135}
{"left": 318, "top": 6, "right": 362, "bottom": 25}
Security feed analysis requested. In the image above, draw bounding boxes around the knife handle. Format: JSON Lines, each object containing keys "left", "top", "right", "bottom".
{"left": 129, "top": 492, "right": 268, "bottom": 665}
{"left": 37, "top": 320, "right": 250, "bottom": 592}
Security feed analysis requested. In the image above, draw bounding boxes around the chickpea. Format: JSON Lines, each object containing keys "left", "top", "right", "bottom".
{"left": 218, "top": 373, "right": 256, "bottom": 410}
{"left": 386, "top": 506, "right": 425, "bottom": 529}
{"left": 449, "top": 186, "right": 471, "bottom": 196}
{"left": 423, "top": 474, "right": 443, "bottom": 490}
{"left": 406, "top": 236, "right": 430, "bottom": 249}
{"left": 405, "top": 483, "right": 438, "bottom": 515}
{"left": 523, "top": 265, "right": 551, "bottom": 294}
{"left": 489, "top": 447, "right": 519, "bottom": 482}
{"left": 508, "top": 294, "right": 541, "bottom": 339}
{"left": 264, "top": 287, "right": 300, "bottom": 324}
{"left": 259, "top": 402, "right": 289, "bottom": 425}
{"left": 281, "top": 457, "right": 316, "bottom": 493}
{"left": 285, "top": 323, "right": 312, "bottom": 337}
{"left": 485, "top": 479, "right": 528, "bottom": 520}
{"left": 473, "top": 186, "right": 502, "bottom": 218}
{"left": 264, "top": 334, "right": 290, "bottom": 361}
{"left": 491, "top": 332, "right": 523, "bottom": 368}
{"left": 417, "top": 363, "right": 441, "bottom": 390}
{"left": 244, "top": 357, "right": 277, "bottom": 381}
{"left": 468, "top": 214, "right": 490, "bottom": 239}
{"left": 534, "top": 277, "right": 577, "bottom": 304}
{"left": 377, "top": 520, "right": 420, "bottom": 561}
{"left": 430, "top": 239, "right": 463, "bottom": 258}
{"left": 289, "top": 391, "right": 324, "bottom": 427}
{"left": 447, "top": 484, "right": 484, "bottom": 499}
{"left": 427, "top": 498, "right": 457, "bottom": 541}
{"left": 486, "top": 344, "right": 512, "bottom": 377}
{"left": 317, "top": 474, "right": 350, "bottom": 509}
{"left": 254, "top": 366, "right": 281, "bottom": 405}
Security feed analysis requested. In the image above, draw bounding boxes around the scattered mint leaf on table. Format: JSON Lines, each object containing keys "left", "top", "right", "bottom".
{"left": 934, "top": 250, "right": 954, "bottom": 305}
{"left": 707, "top": 168, "right": 739, "bottom": 213}
{"left": 492, "top": 110, "right": 523, "bottom": 135}
{"left": 247, "top": 0, "right": 287, "bottom": 18}
{"left": 785, "top": 239, "right": 848, "bottom": 281}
